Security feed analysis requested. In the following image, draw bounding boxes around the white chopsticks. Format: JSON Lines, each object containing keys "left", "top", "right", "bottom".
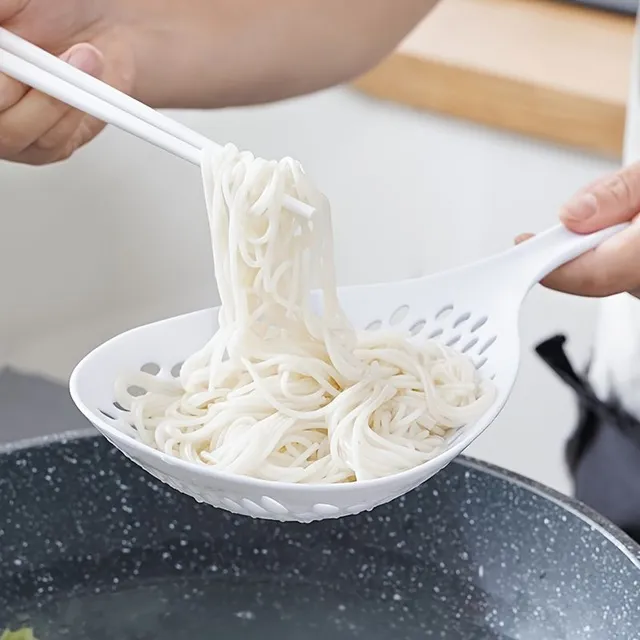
{"left": 0, "top": 28, "right": 314, "bottom": 219}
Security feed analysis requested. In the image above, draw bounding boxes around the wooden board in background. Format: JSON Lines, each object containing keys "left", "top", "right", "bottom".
{"left": 353, "top": 0, "right": 634, "bottom": 157}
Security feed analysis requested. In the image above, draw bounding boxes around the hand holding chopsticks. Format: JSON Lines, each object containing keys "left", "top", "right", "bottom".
{"left": 0, "top": 28, "right": 314, "bottom": 219}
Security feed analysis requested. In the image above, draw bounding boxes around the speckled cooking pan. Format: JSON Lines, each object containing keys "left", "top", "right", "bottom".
{"left": 1, "top": 431, "right": 639, "bottom": 640}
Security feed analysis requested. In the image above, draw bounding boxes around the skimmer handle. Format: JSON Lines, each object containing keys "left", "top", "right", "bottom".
{"left": 509, "top": 223, "right": 629, "bottom": 289}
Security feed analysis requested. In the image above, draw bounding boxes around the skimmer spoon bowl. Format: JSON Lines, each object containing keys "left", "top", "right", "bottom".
{"left": 70, "top": 223, "right": 625, "bottom": 522}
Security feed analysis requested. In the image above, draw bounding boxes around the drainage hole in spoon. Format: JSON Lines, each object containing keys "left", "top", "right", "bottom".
{"left": 140, "top": 362, "right": 161, "bottom": 375}
{"left": 435, "top": 304, "right": 454, "bottom": 321}
{"left": 479, "top": 336, "right": 497, "bottom": 355}
{"left": 471, "top": 316, "right": 488, "bottom": 332}
{"left": 409, "top": 319, "right": 426, "bottom": 336}
{"left": 389, "top": 305, "right": 410, "bottom": 326}
{"left": 453, "top": 312, "right": 471, "bottom": 328}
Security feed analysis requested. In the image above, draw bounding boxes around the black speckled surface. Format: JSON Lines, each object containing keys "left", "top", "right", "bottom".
{"left": 1, "top": 431, "right": 639, "bottom": 639}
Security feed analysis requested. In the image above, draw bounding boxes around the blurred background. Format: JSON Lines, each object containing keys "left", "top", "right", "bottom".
{"left": 0, "top": 0, "right": 637, "bottom": 496}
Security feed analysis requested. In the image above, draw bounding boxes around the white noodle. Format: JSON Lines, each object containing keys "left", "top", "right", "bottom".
{"left": 115, "top": 144, "right": 496, "bottom": 483}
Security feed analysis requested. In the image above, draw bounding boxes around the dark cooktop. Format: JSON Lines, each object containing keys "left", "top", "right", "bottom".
{"left": 569, "top": 0, "right": 637, "bottom": 13}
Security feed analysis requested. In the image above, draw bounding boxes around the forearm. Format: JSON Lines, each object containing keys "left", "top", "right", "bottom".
{"left": 120, "top": 0, "right": 438, "bottom": 108}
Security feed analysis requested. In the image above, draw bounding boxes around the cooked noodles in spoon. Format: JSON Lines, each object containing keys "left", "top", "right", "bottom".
{"left": 115, "top": 144, "right": 495, "bottom": 483}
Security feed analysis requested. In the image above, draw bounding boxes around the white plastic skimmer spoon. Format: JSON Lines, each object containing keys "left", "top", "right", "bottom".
{"left": 70, "top": 222, "right": 626, "bottom": 522}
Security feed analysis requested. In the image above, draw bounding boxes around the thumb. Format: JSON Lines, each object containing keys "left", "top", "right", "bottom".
{"left": 560, "top": 161, "right": 640, "bottom": 234}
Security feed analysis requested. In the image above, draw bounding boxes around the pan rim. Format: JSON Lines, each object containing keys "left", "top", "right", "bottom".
{"left": 1, "top": 429, "right": 638, "bottom": 571}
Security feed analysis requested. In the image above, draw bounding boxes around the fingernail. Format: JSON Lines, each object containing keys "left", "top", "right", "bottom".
{"left": 514, "top": 233, "right": 533, "bottom": 245}
{"left": 62, "top": 46, "right": 103, "bottom": 77}
{"left": 562, "top": 192, "right": 598, "bottom": 222}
